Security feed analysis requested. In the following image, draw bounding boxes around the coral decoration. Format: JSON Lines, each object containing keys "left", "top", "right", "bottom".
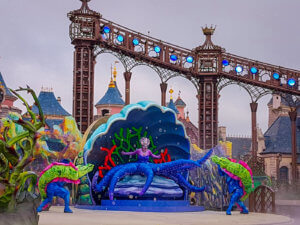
{"left": 98, "top": 145, "right": 117, "bottom": 178}
{"left": 0, "top": 87, "right": 45, "bottom": 212}
{"left": 154, "top": 148, "right": 171, "bottom": 164}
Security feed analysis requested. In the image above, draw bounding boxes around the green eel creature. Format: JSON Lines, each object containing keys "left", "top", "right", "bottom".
{"left": 211, "top": 156, "right": 254, "bottom": 201}
{"left": 37, "top": 162, "right": 94, "bottom": 213}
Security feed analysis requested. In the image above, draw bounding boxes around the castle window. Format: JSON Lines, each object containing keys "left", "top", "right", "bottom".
{"left": 101, "top": 109, "right": 109, "bottom": 116}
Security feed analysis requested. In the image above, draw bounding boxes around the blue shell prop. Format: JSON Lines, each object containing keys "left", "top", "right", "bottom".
{"left": 83, "top": 101, "right": 192, "bottom": 202}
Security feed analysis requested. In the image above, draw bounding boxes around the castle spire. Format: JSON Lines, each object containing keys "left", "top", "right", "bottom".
{"left": 109, "top": 65, "right": 115, "bottom": 88}
{"left": 113, "top": 65, "right": 117, "bottom": 82}
{"left": 186, "top": 110, "right": 190, "bottom": 122}
{"left": 169, "top": 88, "right": 174, "bottom": 100}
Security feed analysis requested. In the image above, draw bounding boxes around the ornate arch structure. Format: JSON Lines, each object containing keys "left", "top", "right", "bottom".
{"left": 68, "top": 0, "right": 300, "bottom": 153}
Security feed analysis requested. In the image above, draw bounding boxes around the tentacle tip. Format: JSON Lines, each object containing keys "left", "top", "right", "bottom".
{"left": 109, "top": 193, "right": 114, "bottom": 201}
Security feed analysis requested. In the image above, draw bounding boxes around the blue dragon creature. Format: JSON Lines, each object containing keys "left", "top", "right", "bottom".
{"left": 92, "top": 146, "right": 213, "bottom": 200}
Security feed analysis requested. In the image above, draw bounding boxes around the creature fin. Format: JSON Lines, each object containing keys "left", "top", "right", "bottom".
{"left": 197, "top": 148, "right": 213, "bottom": 165}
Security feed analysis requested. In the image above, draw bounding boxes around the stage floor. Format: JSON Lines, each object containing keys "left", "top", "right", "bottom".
{"left": 38, "top": 206, "right": 292, "bottom": 225}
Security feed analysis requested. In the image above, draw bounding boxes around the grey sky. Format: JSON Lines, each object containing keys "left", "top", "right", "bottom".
{"left": 1, "top": 0, "right": 299, "bottom": 136}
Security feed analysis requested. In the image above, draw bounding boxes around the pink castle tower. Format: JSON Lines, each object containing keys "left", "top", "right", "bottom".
{"left": 95, "top": 66, "right": 124, "bottom": 118}
{"left": 175, "top": 91, "right": 186, "bottom": 119}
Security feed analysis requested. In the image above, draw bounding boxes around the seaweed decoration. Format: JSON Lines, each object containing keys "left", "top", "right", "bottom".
{"left": 111, "top": 126, "right": 157, "bottom": 164}
{"left": 0, "top": 86, "right": 45, "bottom": 212}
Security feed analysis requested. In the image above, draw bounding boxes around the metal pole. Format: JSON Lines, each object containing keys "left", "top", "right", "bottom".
{"left": 288, "top": 110, "right": 297, "bottom": 186}
{"left": 250, "top": 102, "right": 258, "bottom": 163}
{"left": 160, "top": 82, "right": 167, "bottom": 106}
{"left": 124, "top": 71, "right": 132, "bottom": 105}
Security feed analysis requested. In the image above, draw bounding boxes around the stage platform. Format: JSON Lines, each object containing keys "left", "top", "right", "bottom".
{"left": 75, "top": 200, "right": 205, "bottom": 212}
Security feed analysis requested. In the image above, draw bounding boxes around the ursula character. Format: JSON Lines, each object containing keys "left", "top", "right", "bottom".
{"left": 212, "top": 156, "right": 254, "bottom": 215}
{"left": 121, "top": 137, "right": 161, "bottom": 162}
{"left": 92, "top": 146, "right": 213, "bottom": 200}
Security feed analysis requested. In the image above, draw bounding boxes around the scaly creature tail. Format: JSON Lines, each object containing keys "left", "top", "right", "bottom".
{"left": 197, "top": 148, "right": 213, "bottom": 165}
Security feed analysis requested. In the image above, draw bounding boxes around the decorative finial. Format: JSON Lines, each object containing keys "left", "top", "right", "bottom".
{"left": 109, "top": 77, "right": 115, "bottom": 88}
{"left": 113, "top": 61, "right": 119, "bottom": 82}
{"left": 109, "top": 65, "right": 115, "bottom": 88}
{"left": 169, "top": 88, "right": 174, "bottom": 100}
{"left": 178, "top": 90, "right": 181, "bottom": 99}
{"left": 202, "top": 25, "right": 216, "bottom": 36}
{"left": 186, "top": 110, "right": 190, "bottom": 122}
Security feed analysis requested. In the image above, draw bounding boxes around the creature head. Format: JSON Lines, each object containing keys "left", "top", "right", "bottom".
{"left": 211, "top": 156, "right": 230, "bottom": 168}
{"left": 77, "top": 163, "right": 94, "bottom": 178}
{"left": 140, "top": 137, "right": 150, "bottom": 148}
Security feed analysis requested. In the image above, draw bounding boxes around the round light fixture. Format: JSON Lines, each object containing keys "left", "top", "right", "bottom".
{"left": 222, "top": 60, "right": 229, "bottom": 66}
{"left": 235, "top": 65, "right": 243, "bottom": 73}
{"left": 154, "top": 46, "right": 161, "bottom": 53}
{"left": 132, "top": 38, "right": 139, "bottom": 46}
{"left": 186, "top": 56, "right": 194, "bottom": 63}
{"left": 117, "top": 35, "right": 124, "bottom": 42}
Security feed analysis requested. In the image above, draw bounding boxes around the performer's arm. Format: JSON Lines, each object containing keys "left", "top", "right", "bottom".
{"left": 121, "top": 150, "right": 138, "bottom": 156}
{"left": 150, "top": 151, "right": 161, "bottom": 159}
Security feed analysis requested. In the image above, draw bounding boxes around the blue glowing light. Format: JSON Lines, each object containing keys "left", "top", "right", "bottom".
{"left": 287, "top": 78, "right": 296, "bottom": 87}
{"left": 103, "top": 26, "right": 110, "bottom": 33}
{"left": 132, "top": 38, "right": 139, "bottom": 46}
{"left": 273, "top": 73, "right": 280, "bottom": 80}
{"left": 186, "top": 56, "right": 194, "bottom": 63}
{"left": 250, "top": 67, "right": 258, "bottom": 74}
{"left": 222, "top": 60, "right": 229, "bottom": 66}
{"left": 154, "top": 46, "right": 161, "bottom": 53}
{"left": 117, "top": 35, "right": 124, "bottom": 42}
{"left": 235, "top": 65, "right": 243, "bottom": 73}
{"left": 170, "top": 55, "right": 178, "bottom": 61}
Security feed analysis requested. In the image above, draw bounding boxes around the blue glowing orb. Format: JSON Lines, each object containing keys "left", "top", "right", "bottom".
{"left": 117, "top": 35, "right": 124, "bottom": 42}
{"left": 287, "top": 78, "right": 296, "bottom": 87}
{"left": 250, "top": 67, "right": 258, "bottom": 74}
{"left": 170, "top": 55, "right": 178, "bottom": 61}
{"left": 103, "top": 26, "right": 110, "bottom": 33}
{"left": 132, "top": 38, "right": 139, "bottom": 46}
{"left": 186, "top": 56, "right": 194, "bottom": 63}
{"left": 235, "top": 65, "right": 243, "bottom": 73}
{"left": 273, "top": 73, "right": 280, "bottom": 80}
{"left": 222, "top": 60, "right": 229, "bottom": 66}
{"left": 154, "top": 46, "right": 161, "bottom": 53}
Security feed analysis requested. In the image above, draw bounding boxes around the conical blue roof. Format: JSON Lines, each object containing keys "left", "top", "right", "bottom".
{"left": 96, "top": 85, "right": 124, "bottom": 106}
{"left": 114, "top": 81, "right": 122, "bottom": 98}
{"left": 32, "top": 91, "right": 70, "bottom": 116}
{"left": 175, "top": 97, "right": 186, "bottom": 107}
{"left": 167, "top": 99, "right": 179, "bottom": 114}
{"left": 0, "top": 72, "right": 14, "bottom": 97}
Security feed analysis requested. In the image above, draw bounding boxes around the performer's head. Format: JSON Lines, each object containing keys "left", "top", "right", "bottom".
{"left": 140, "top": 137, "right": 150, "bottom": 148}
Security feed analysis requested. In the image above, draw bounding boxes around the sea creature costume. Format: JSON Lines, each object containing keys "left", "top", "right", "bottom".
{"left": 37, "top": 162, "right": 94, "bottom": 213}
{"left": 212, "top": 156, "right": 254, "bottom": 215}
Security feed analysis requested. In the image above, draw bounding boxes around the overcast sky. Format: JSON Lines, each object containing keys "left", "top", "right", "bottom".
{"left": 1, "top": 0, "right": 300, "bottom": 136}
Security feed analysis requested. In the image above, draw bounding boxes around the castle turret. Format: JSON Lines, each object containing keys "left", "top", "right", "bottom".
{"left": 167, "top": 88, "right": 179, "bottom": 115}
{"left": 95, "top": 69, "right": 124, "bottom": 118}
{"left": 267, "top": 94, "right": 292, "bottom": 127}
{"left": 174, "top": 91, "right": 186, "bottom": 119}
{"left": 30, "top": 88, "right": 71, "bottom": 129}
{"left": 0, "top": 72, "right": 21, "bottom": 118}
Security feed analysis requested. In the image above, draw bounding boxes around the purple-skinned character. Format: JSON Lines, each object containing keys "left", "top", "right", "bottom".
{"left": 121, "top": 137, "right": 161, "bottom": 163}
